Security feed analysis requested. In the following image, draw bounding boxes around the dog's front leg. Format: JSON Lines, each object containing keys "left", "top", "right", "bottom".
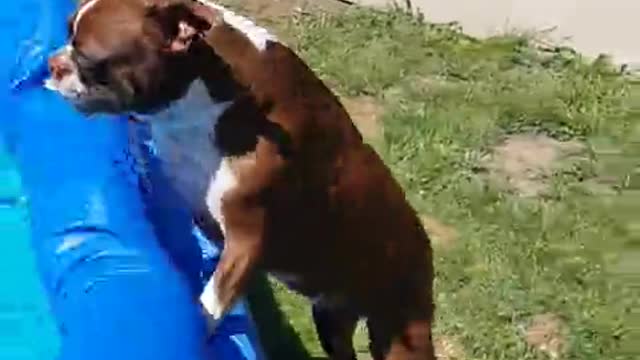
{"left": 199, "top": 194, "right": 264, "bottom": 333}
{"left": 200, "top": 135, "right": 286, "bottom": 334}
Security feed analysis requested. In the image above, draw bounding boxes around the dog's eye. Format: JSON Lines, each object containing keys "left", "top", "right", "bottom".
{"left": 77, "top": 60, "right": 109, "bottom": 86}
{"left": 70, "top": 49, "right": 90, "bottom": 67}
{"left": 90, "top": 61, "right": 110, "bottom": 85}
{"left": 73, "top": 52, "right": 110, "bottom": 86}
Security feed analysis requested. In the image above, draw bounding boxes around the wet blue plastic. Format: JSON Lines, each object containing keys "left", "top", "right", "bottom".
{"left": 0, "top": 0, "right": 264, "bottom": 359}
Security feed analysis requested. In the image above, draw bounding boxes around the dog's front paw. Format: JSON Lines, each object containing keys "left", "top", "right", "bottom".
{"left": 200, "top": 277, "right": 224, "bottom": 338}
{"left": 202, "top": 308, "right": 222, "bottom": 337}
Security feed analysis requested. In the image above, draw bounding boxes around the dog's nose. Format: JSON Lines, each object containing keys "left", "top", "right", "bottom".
{"left": 48, "top": 55, "right": 72, "bottom": 81}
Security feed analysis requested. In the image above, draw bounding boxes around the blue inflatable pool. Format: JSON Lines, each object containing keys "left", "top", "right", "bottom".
{"left": 0, "top": 1, "right": 265, "bottom": 359}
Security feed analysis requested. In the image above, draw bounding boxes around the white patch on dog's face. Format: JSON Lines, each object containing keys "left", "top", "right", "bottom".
{"left": 45, "top": 0, "right": 103, "bottom": 100}
{"left": 45, "top": 45, "right": 122, "bottom": 113}
{"left": 45, "top": 0, "right": 128, "bottom": 113}
{"left": 44, "top": 46, "right": 88, "bottom": 99}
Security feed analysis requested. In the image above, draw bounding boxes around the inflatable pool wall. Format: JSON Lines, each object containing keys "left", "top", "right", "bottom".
{"left": 1, "top": 0, "right": 264, "bottom": 359}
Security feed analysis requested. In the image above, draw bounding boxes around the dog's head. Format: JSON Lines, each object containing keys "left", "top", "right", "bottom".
{"left": 46, "top": 0, "right": 220, "bottom": 114}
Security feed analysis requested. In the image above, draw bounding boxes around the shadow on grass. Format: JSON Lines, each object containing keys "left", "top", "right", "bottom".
{"left": 246, "top": 274, "right": 327, "bottom": 360}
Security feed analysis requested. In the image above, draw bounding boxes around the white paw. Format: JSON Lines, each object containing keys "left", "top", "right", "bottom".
{"left": 199, "top": 277, "right": 223, "bottom": 337}
{"left": 201, "top": 306, "right": 223, "bottom": 337}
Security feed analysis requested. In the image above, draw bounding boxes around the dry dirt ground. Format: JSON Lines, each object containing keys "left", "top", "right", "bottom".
{"left": 479, "top": 134, "right": 587, "bottom": 197}
{"left": 524, "top": 313, "right": 568, "bottom": 359}
{"left": 223, "top": 0, "right": 349, "bottom": 20}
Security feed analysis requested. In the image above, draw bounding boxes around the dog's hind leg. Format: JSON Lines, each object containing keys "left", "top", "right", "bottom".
{"left": 312, "top": 300, "right": 359, "bottom": 360}
{"left": 366, "top": 311, "right": 435, "bottom": 360}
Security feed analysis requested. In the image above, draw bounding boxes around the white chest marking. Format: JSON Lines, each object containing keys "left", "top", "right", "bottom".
{"left": 74, "top": 0, "right": 101, "bottom": 35}
{"left": 198, "top": 0, "right": 278, "bottom": 51}
{"left": 139, "top": 80, "right": 237, "bottom": 230}
{"left": 205, "top": 159, "right": 236, "bottom": 235}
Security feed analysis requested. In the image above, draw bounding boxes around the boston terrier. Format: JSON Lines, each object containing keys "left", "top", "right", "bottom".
{"left": 46, "top": 1, "right": 436, "bottom": 359}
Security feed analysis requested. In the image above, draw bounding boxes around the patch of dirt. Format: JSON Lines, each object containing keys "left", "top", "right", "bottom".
{"left": 220, "top": 0, "right": 351, "bottom": 45}
{"left": 479, "top": 134, "right": 586, "bottom": 197}
{"left": 341, "top": 96, "right": 385, "bottom": 141}
{"left": 434, "top": 336, "right": 466, "bottom": 360}
{"left": 222, "top": 0, "right": 349, "bottom": 20}
{"left": 524, "top": 313, "right": 567, "bottom": 359}
{"left": 421, "top": 215, "right": 458, "bottom": 249}
{"left": 224, "top": 0, "right": 303, "bottom": 19}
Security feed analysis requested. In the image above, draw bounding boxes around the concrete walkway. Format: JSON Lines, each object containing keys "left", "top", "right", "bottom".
{"left": 357, "top": 0, "right": 640, "bottom": 65}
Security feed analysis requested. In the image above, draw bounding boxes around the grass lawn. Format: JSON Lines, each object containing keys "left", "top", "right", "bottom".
{"left": 219, "top": 3, "right": 639, "bottom": 359}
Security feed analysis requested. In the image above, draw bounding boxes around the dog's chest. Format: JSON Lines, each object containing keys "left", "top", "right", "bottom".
{"left": 144, "top": 80, "right": 237, "bottom": 228}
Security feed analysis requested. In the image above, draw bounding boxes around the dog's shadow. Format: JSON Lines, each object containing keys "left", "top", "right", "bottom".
{"left": 247, "top": 274, "right": 328, "bottom": 360}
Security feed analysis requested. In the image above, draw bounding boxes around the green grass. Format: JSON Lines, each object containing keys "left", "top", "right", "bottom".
{"left": 242, "top": 6, "right": 639, "bottom": 360}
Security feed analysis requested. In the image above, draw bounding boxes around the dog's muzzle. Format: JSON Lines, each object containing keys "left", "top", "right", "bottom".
{"left": 45, "top": 46, "right": 88, "bottom": 99}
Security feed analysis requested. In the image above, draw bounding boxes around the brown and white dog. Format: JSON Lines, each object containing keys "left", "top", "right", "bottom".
{"left": 46, "top": 0, "right": 435, "bottom": 359}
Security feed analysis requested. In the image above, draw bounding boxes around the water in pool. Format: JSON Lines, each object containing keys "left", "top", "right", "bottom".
{"left": 0, "top": 139, "right": 60, "bottom": 359}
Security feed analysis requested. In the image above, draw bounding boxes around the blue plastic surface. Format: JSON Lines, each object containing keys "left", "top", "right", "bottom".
{"left": 0, "top": 1, "right": 264, "bottom": 359}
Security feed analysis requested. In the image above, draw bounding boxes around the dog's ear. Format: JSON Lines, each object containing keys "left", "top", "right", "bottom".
{"left": 146, "top": 1, "right": 220, "bottom": 53}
